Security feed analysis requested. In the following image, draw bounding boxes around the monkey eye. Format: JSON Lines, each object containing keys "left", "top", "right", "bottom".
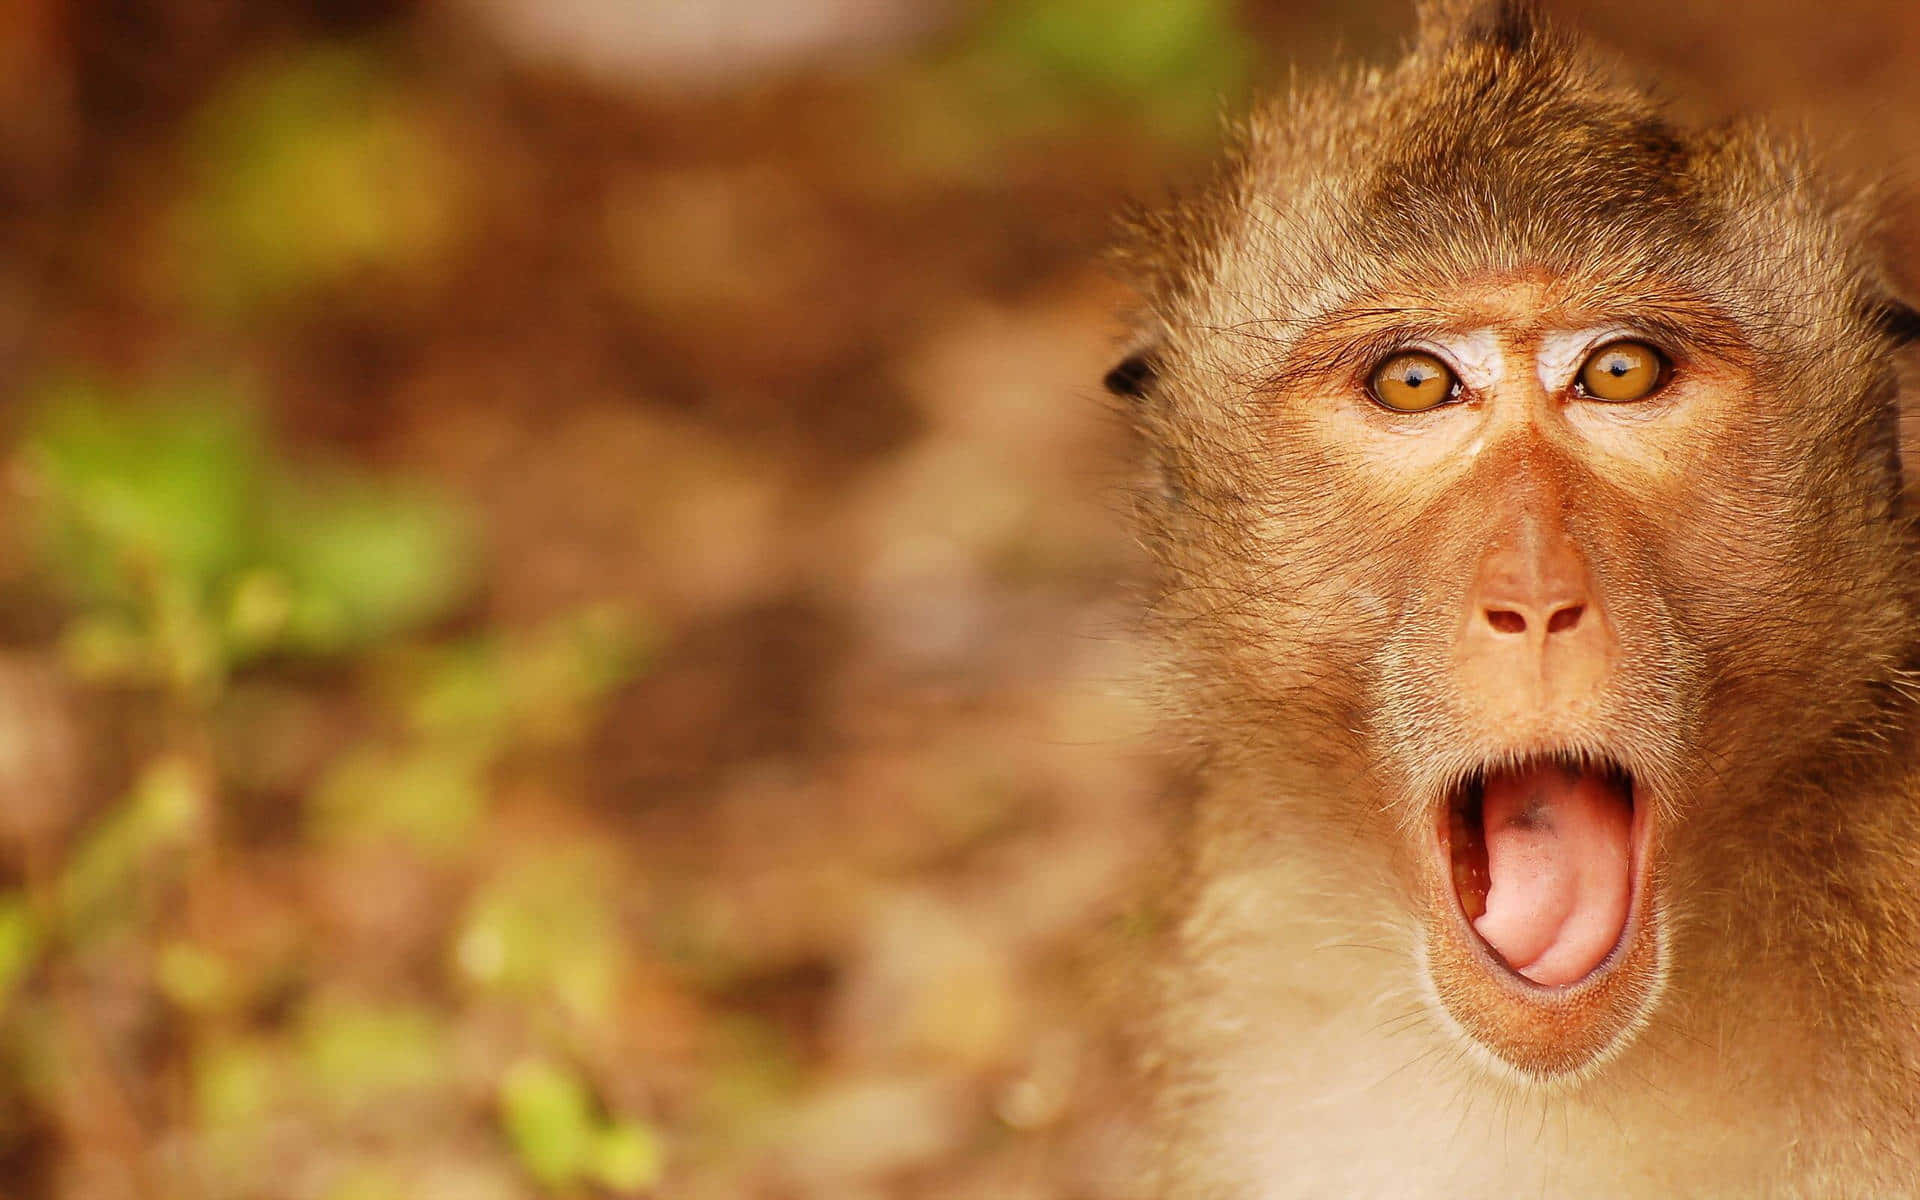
{"left": 1368, "top": 350, "right": 1459, "bottom": 412}
{"left": 1576, "top": 339, "right": 1668, "bottom": 402}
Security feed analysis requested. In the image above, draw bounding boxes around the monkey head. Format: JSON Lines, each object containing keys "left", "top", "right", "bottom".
{"left": 1115, "top": 0, "right": 1920, "bottom": 1083}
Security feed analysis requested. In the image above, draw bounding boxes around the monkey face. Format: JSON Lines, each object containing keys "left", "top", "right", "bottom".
{"left": 1335, "top": 281, "right": 1710, "bottom": 1078}
{"left": 1125, "top": 264, "right": 1916, "bottom": 1083}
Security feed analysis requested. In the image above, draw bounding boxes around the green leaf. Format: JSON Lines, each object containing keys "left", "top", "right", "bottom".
{"left": 59, "top": 758, "right": 206, "bottom": 938}
{"left": 23, "top": 380, "right": 257, "bottom": 609}
{"left": 0, "top": 896, "right": 40, "bottom": 1009}
{"left": 594, "top": 1119, "right": 666, "bottom": 1194}
{"left": 224, "top": 567, "right": 297, "bottom": 654}
{"left": 940, "top": 0, "right": 1253, "bottom": 144}
{"left": 298, "top": 1000, "right": 448, "bottom": 1111}
{"left": 178, "top": 44, "right": 462, "bottom": 315}
{"left": 193, "top": 1038, "right": 281, "bottom": 1130}
{"left": 21, "top": 378, "right": 480, "bottom": 687}
{"left": 310, "top": 742, "right": 489, "bottom": 852}
{"left": 397, "top": 638, "right": 512, "bottom": 749}
{"left": 983, "top": 0, "right": 1250, "bottom": 94}
{"left": 156, "top": 941, "right": 236, "bottom": 1012}
{"left": 407, "top": 605, "right": 650, "bottom": 749}
{"left": 453, "top": 854, "right": 623, "bottom": 1024}
{"left": 498, "top": 1058, "right": 597, "bottom": 1188}
{"left": 259, "top": 471, "right": 476, "bottom": 657}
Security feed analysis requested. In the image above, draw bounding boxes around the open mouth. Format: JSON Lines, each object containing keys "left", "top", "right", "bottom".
{"left": 1442, "top": 754, "right": 1642, "bottom": 988}
{"left": 1423, "top": 750, "right": 1666, "bottom": 1078}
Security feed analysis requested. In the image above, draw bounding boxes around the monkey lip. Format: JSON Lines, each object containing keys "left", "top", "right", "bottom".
{"left": 1440, "top": 755, "right": 1647, "bottom": 990}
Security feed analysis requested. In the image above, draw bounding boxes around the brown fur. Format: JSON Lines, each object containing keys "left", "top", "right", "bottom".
{"left": 1114, "top": 1, "right": 1920, "bottom": 1194}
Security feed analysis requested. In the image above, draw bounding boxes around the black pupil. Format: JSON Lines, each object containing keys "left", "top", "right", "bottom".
{"left": 1405, "top": 366, "right": 1436, "bottom": 388}
{"left": 1604, "top": 354, "right": 1633, "bottom": 377}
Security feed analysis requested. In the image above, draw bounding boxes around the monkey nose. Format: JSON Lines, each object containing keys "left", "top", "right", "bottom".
{"left": 1458, "top": 526, "right": 1614, "bottom": 708}
{"left": 1480, "top": 600, "right": 1586, "bottom": 638}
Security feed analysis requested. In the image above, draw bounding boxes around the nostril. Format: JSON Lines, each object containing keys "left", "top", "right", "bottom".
{"left": 1484, "top": 608, "right": 1527, "bottom": 635}
{"left": 1547, "top": 604, "right": 1585, "bottom": 634}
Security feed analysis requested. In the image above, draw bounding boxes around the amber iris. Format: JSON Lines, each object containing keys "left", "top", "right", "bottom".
{"left": 1370, "top": 351, "right": 1458, "bottom": 411}
{"left": 1579, "top": 340, "right": 1666, "bottom": 402}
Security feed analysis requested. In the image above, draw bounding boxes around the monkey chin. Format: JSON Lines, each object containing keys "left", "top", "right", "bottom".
{"left": 1419, "top": 752, "right": 1667, "bottom": 1086}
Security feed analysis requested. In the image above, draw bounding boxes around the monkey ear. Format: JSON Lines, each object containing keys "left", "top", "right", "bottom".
{"left": 1864, "top": 296, "right": 1916, "bottom": 514}
{"left": 1872, "top": 298, "right": 1920, "bottom": 347}
{"left": 1104, "top": 351, "right": 1158, "bottom": 400}
{"left": 1416, "top": 0, "right": 1545, "bottom": 55}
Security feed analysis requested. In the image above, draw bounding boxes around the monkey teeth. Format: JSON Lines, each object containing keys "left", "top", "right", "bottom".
{"left": 1448, "top": 795, "right": 1490, "bottom": 922}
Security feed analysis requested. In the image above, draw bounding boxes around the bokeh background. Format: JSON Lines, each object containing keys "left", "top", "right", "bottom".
{"left": 0, "top": 2, "right": 1916, "bottom": 1197}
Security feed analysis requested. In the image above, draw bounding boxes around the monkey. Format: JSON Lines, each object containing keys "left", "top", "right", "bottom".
{"left": 1105, "top": 2, "right": 1920, "bottom": 1195}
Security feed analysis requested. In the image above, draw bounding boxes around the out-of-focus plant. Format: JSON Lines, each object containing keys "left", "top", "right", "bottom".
{"left": 0, "top": 758, "right": 208, "bottom": 1017}
{"left": 58, "top": 756, "right": 209, "bottom": 940}
{"left": 183, "top": 999, "right": 460, "bottom": 1190}
{"left": 192, "top": 1035, "right": 281, "bottom": 1136}
{"left": 397, "top": 603, "right": 647, "bottom": 752}
{"left": 175, "top": 43, "right": 464, "bottom": 317}
{"left": 298, "top": 999, "right": 450, "bottom": 1113}
{"left": 21, "top": 376, "right": 477, "bottom": 702}
{"left": 313, "top": 606, "right": 650, "bottom": 854}
{"left": 891, "top": 0, "right": 1254, "bottom": 171}
{"left": 978, "top": 0, "right": 1253, "bottom": 108}
{"left": 454, "top": 849, "right": 624, "bottom": 1024}
{"left": 0, "top": 895, "right": 37, "bottom": 1011}
{"left": 499, "top": 1057, "right": 665, "bottom": 1193}
{"left": 310, "top": 741, "right": 491, "bottom": 852}
{"left": 7, "top": 378, "right": 675, "bottom": 1191}
{"left": 156, "top": 940, "right": 239, "bottom": 1013}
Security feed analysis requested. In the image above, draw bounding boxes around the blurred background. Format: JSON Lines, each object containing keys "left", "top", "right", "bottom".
{"left": 0, "top": 1, "right": 1915, "bottom": 1197}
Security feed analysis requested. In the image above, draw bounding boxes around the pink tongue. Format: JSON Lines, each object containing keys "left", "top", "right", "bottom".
{"left": 1472, "top": 764, "right": 1632, "bottom": 986}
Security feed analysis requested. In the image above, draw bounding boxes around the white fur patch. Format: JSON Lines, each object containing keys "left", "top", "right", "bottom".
{"left": 1414, "top": 328, "right": 1643, "bottom": 401}
{"left": 1417, "top": 329, "right": 1504, "bottom": 392}
{"left": 1537, "top": 328, "right": 1634, "bottom": 393}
